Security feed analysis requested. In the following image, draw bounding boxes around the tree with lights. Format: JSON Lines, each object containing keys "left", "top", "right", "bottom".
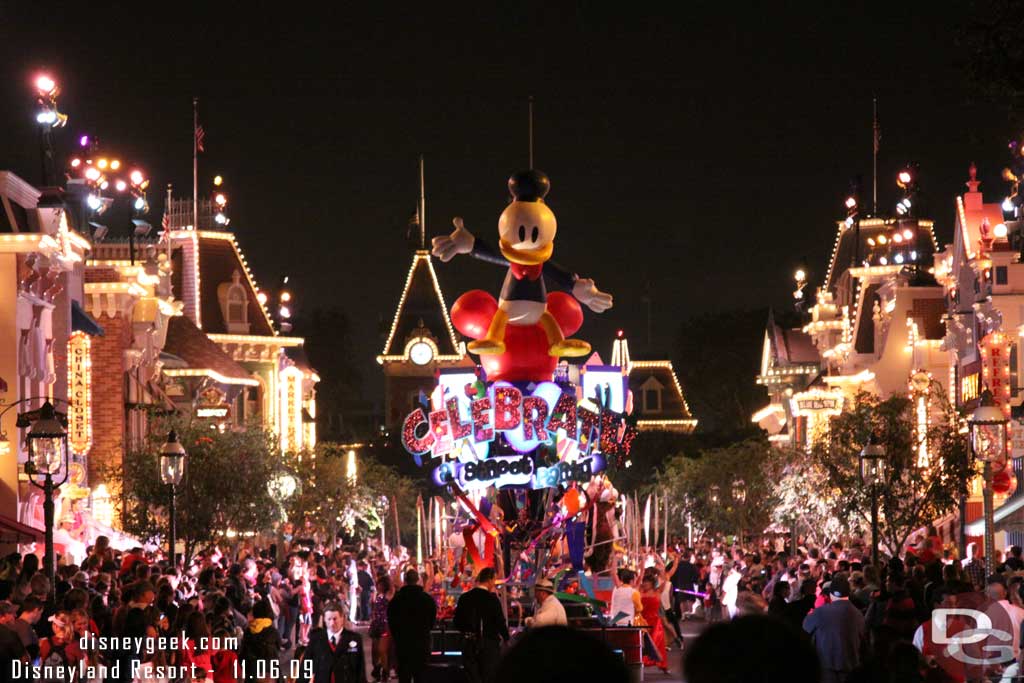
{"left": 810, "top": 389, "right": 972, "bottom": 558}
{"left": 771, "top": 455, "right": 850, "bottom": 549}
{"left": 283, "top": 443, "right": 419, "bottom": 547}
{"left": 661, "top": 438, "right": 782, "bottom": 541}
{"left": 104, "top": 422, "right": 286, "bottom": 565}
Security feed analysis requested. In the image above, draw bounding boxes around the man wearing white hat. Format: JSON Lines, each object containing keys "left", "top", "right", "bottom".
{"left": 525, "top": 579, "right": 567, "bottom": 628}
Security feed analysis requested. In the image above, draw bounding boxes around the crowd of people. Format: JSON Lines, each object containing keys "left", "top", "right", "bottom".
{"left": 0, "top": 535, "right": 426, "bottom": 682}
{"left": 8, "top": 522, "right": 1024, "bottom": 682}
{"left": 654, "top": 531, "right": 1024, "bottom": 682}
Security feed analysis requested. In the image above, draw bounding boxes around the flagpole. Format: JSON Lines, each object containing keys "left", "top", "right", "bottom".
{"left": 418, "top": 155, "right": 426, "bottom": 250}
{"left": 165, "top": 183, "right": 173, "bottom": 262}
{"left": 528, "top": 95, "right": 534, "bottom": 169}
{"left": 193, "top": 97, "right": 199, "bottom": 231}
{"left": 872, "top": 96, "right": 879, "bottom": 215}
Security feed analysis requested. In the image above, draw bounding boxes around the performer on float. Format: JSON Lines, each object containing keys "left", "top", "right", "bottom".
{"left": 432, "top": 169, "right": 612, "bottom": 357}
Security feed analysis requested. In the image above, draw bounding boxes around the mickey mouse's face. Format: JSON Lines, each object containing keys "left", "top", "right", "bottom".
{"left": 498, "top": 200, "right": 557, "bottom": 265}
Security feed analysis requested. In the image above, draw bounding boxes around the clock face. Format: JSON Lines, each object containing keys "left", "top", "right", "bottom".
{"left": 409, "top": 340, "right": 434, "bottom": 366}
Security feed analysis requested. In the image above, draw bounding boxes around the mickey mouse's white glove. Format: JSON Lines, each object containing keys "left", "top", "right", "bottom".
{"left": 431, "top": 217, "right": 475, "bottom": 262}
{"left": 573, "top": 278, "right": 613, "bottom": 312}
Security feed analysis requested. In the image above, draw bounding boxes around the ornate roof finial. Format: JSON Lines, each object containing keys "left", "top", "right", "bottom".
{"left": 967, "top": 162, "right": 981, "bottom": 194}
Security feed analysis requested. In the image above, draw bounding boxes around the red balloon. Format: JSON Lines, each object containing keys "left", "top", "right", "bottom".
{"left": 451, "top": 290, "right": 497, "bottom": 339}
{"left": 993, "top": 469, "right": 1016, "bottom": 495}
{"left": 546, "top": 292, "right": 584, "bottom": 338}
{"left": 450, "top": 290, "right": 585, "bottom": 384}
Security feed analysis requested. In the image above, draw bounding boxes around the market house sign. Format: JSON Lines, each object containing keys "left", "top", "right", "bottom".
{"left": 67, "top": 332, "right": 92, "bottom": 456}
{"left": 402, "top": 377, "right": 636, "bottom": 492}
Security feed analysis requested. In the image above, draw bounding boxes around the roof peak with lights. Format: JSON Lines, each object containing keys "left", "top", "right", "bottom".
{"left": 378, "top": 250, "right": 463, "bottom": 363}
{"left": 611, "top": 332, "right": 697, "bottom": 433}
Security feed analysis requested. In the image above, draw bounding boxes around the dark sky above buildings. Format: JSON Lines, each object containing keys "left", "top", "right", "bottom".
{"left": 0, "top": 3, "right": 1017, "bottom": 391}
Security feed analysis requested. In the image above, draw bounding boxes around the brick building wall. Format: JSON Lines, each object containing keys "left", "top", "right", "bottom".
{"left": 88, "top": 312, "right": 130, "bottom": 485}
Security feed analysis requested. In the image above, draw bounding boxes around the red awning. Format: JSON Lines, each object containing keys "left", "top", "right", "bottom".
{"left": 0, "top": 514, "right": 44, "bottom": 544}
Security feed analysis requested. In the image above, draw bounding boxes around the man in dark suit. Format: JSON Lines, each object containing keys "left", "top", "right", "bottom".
{"left": 454, "top": 567, "right": 509, "bottom": 683}
{"left": 387, "top": 568, "right": 437, "bottom": 683}
{"left": 802, "top": 574, "right": 866, "bottom": 683}
{"left": 303, "top": 602, "right": 366, "bottom": 683}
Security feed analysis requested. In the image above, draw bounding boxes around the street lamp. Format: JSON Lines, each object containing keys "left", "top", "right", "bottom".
{"left": 731, "top": 479, "right": 746, "bottom": 504}
{"left": 968, "top": 389, "right": 1009, "bottom": 576}
{"left": 33, "top": 73, "right": 67, "bottom": 186}
{"left": 23, "top": 401, "right": 69, "bottom": 604}
{"left": 859, "top": 433, "right": 887, "bottom": 568}
{"left": 732, "top": 479, "right": 746, "bottom": 545}
{"left": 159, "top": 430, "right": 187, "bottom": 567}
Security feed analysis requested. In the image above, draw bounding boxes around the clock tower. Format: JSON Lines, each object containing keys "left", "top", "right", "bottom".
{"left": 377, "top": 249, "right": 470, "bottom": 427}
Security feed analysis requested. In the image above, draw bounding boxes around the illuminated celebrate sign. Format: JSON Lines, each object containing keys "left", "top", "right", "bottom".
{"left": 402, "top": 370, "right": 635, "bottom": 492}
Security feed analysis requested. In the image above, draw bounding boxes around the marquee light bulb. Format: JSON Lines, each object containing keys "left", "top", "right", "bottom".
{"left": 84, "top": 168, "right": 101, "bottom": 181}
{"left": 280, "top": 291, "right": 292, "bottom": 302}
{"left": 110, "top": 159, "right": 120, "bottom": 170}
{"left": 86, "top": 195, "right": 102, "bottom": 211}
{"left": 130, "top": 170, "right": 144, "bottom": 185}
{"left": 115, "top": 180, "right": 127, "bottom": 192}
{"left": 995, "top": 223, "right": 1009, "bottom": 238}
{"left": 97, "top": 158, "right": 108, "bottom": 170}
{"left": 70, "top": 158, "right": 81, "bottom": 168}
{"left": 898, "top": 170, "right": 912, "bottom": 185}
{"left": 213, "top": 175, "right": 223, "bottom": 186}
{"left": 845, "top": 196, "right": 857, "bottom": 209}
{"left": 214, "top": 193, "right": 227, "bottom": 207}
{"left": 903, "top": 229, "right": 913, "bottom": 239}
{"left": 878, "top": 235, "right": 887, "bottom": 245}
{"left": 1004, "top": 198, "right": 1016, "bottom": 212}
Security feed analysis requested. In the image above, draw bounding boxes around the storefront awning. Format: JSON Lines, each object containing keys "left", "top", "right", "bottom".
{"left": 71, "top": 300, "right": 104, "bottom": 336}
{"left": 966, "top": 494, "right": 1024, "bottom": 535}
{"left": 0, "top": 514, "right": 44, "bottom": 544}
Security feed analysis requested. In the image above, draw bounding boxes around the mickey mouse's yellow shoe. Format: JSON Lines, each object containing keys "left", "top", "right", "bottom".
{"left": 468, "top": 338, "right": 507, "bottom": 355}
{"left": 549, "top": 338, "right": 591, "bottom": 357}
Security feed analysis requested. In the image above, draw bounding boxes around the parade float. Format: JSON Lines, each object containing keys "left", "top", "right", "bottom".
{"left": 398, "top": 169, "right": 639, "bottom": 613}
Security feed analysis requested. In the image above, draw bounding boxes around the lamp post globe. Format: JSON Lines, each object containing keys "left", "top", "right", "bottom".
{"left": 159, "top": 430, "right": 187, "bottom": 566}
{"left": 24, "top": 400, "right": 68, "bottom": 605}
{"left": 968, "top": 389, "right": 1008, "bottom": 576}
{"left": 859, "top": 433, "right": 886, "bottom": 568}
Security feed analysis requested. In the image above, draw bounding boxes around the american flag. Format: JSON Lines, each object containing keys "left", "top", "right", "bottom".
{"left": 161, "top": 210, "right": 170, "bottom": 232}
{"left": 195, "top": 124, "right": 205, "bottom": 153}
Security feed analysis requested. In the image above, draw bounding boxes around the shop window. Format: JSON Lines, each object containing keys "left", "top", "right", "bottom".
{"left": 640, "top": 376, "right": 664, "bottom": 414}
{"left": 997, "top": 266, "right": 1009, "bottom": 285}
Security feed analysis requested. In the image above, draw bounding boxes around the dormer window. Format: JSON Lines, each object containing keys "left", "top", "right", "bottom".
{"left": 217, "top": 270, "right": 251, "bottom": 333}
{"left": 640, "top": 376, "right": 664, "bottom": 414}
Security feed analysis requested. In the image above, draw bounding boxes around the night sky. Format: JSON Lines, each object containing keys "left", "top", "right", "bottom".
{"left": 0, "top": 4, "right": 1017, "bottom": 400}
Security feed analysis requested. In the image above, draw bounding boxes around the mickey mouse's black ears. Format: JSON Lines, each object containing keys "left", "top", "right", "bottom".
{"left": 508, "top": 169, "right": 550, "bottom": 202}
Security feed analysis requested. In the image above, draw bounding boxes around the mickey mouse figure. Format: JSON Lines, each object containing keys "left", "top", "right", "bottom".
{"left": 433, "top": 169, "right": 612, "bottom": 357}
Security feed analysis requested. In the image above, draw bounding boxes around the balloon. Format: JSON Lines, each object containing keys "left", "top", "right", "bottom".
{"left": 451, "top": 290, "right": 583, "bottom": 383}
{"left": 451, "top": 290, "right": 497, "bottom": 339}
{"left": 993, "top": 469, "right": 1015, "bottom": 495}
